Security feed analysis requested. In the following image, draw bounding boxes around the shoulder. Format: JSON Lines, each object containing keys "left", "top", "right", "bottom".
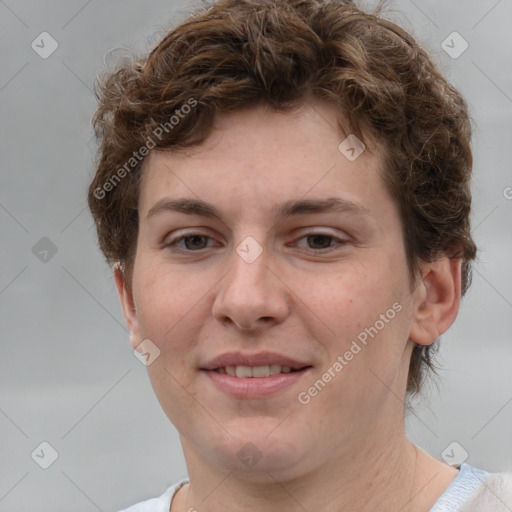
{"left": 118, "top": 479, "right": 189, "bottom": 512}
{"left": 460, "top": 469, "right": 512, "bottom": 512}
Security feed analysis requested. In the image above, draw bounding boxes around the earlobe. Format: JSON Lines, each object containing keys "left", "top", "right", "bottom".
{"left": 409, "top": 258, "right": 462, "bottom": 346}
{"left": 113, "top": 266, "right": 141, "bottom": 350}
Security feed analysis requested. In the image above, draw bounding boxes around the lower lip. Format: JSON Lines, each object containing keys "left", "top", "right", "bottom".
{"left": 202, "top": 368, "right": 311, "bottom": 398}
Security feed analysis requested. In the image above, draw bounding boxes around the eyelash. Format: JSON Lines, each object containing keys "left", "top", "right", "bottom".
{"left": 164, "top": 232, "right": 348, "bottom": 253}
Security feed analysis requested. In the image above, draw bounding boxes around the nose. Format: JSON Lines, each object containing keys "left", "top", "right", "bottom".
{"left": 211, "top": 239, "right": 291, "bottom": 332}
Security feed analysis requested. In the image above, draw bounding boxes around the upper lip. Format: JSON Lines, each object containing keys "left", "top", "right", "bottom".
{"left": 200, "top": 351, "right": 312, "bottom": 371}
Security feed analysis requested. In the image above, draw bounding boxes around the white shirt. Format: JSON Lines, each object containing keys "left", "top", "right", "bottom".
{"left": 119, "top": 464, "right": 512, "bottom": 511}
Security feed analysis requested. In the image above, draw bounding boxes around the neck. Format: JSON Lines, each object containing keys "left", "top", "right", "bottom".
{"left": 176, "top": 430, "right": 433, "bottom": 512}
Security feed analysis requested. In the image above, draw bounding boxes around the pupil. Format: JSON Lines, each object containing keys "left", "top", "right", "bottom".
{"left": 186, "top": 235, "right": 207, "bottom": 250}
{"left": 308, "top": 235, "right": 331, "bottom": 249}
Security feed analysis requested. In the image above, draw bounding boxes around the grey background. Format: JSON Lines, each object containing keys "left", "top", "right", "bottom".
{"left": 0, "top": 0, "right": 511, "bottom": 510}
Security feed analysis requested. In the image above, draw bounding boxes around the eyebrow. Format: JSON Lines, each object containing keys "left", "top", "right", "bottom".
{"left": 146, "top": 196, "right": 371, "bottom": 222}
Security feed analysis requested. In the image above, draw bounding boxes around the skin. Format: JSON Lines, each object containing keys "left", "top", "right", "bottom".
{"left": 115, "top": 99, "right": 461, "bottom": 512}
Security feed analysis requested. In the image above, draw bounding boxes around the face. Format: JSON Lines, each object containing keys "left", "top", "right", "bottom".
{"left": 117, "top": 100, "right": 438, "bottom": 480}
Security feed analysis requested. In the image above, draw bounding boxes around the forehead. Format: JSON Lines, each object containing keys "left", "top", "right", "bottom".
{"left": 138, "top": 101, "right": 390, "bottom": 222}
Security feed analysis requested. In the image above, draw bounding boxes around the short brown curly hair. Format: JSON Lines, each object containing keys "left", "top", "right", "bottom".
{"left": 88, "top": 0, "right": 477, "bottom": 395}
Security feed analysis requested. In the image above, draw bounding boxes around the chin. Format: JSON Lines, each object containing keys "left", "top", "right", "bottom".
{"left": 208, "top": 426, "right": 309, "bottom": 479}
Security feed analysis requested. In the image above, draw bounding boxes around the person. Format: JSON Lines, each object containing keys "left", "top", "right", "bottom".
{"left": 87, "top": 0, "right": 512, "bottom": 510}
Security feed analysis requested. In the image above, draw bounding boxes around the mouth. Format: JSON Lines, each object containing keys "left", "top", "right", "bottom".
{"left": 199, "top": 351, "right": 313, "bottom": 398}
{"left": 209, "top": 364, "right": 311, "bottom": 378}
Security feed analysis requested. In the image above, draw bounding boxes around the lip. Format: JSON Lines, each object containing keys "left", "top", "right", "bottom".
{"left": 202, "top": 367, "right": 312, "bottom": 398}
{"left": 199, "top": 351, "right": 311, "bottom": 371}
{"left": 199, "top": 351, "right": 313, "bottom": 399}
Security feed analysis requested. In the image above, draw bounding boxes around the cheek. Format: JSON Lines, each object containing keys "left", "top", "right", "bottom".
{"left": 132, "top": 262, "right": 211, "bottom": 426}
{"left": 295, "top": 271, "right": 410, "bottom": 430}
{"left": 311, "top": 262, "right": 406, "bottom": 340}
{"left": 134, "top": 257, "right": 195, "bottom": 328}
{"left": 301, "top": 252, "right": 412, "bottom": 405}
{"left": 132, "top": 260, "right": 208, "bottom": 372}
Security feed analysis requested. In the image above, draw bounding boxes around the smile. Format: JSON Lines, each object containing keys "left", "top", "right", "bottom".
{"left": 202, "top": 366, "right": 312, "bottom": 398}
{"left": 213, "top": 364, "right": 303, "bottom": 377}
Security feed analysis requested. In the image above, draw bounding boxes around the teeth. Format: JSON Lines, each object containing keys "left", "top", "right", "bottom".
{"left": 219, "top": 365, "right": 299, "bottom": 378}
{"left": 269, "top": 364, "right": 282, "bottom": 375}
{"left": 235, "top": 365, "right": 253, "bottom": 378}
{"left": 252, "top": 365, "right": 270, "bottom": 377}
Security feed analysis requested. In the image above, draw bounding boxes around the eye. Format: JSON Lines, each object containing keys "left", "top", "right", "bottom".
{"left": 294, "top": 232, "right": 348, "bottom": 252}
{"left": 164, "top": 231, "right": 348, "bottom": 253}
{"left": 165, "top": 233, "right": 217, "bottom": 251}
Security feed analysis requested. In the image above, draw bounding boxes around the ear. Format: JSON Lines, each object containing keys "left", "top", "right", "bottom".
{"left": 114, "top": 265, "right": 142, "bottom": 351}
{"left": 409, "top": 257, "right": 462, "bottom": 346}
